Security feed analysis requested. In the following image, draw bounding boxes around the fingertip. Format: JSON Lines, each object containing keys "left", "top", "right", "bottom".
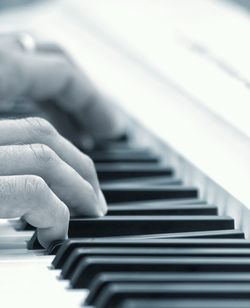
{"left": 37, "top": 201, "right": 69, "bottom": 249}
{"left": 37, "top": 225, "right": 68, "bottom": 249}
{"left": 98, "top": 189, "right": 108, "bottom": 216}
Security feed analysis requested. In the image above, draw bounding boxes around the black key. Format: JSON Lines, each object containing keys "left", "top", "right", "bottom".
{"left": 94, "top": 283, "right": 250, "bottom": 308}
{"left": 120, "top": 298, "right": 250, "bottom": 308}
{"left": 51, "top": 239, "right": 250, "bottom": 269}
{"left": 61, "top": 247, "right": 250, "bottom": 280}
{"left": 96, "top": 164, "right": 173, "bottom": 181}
{"left": 86, "top": 272, "right": 250, "bottom": 306}
{"left": 14, "top": 219, "right": 35, "bottom": 231}
{"left": 27, "top": 231, "right": 44, "bottom": 250}
{"left": 102, "top": 186, "right": 198, "bottom": 203}
{"left": 91, "top": 151, "right": 159, "bottom": 163}
{"left": 24, "top": 199, "right": 221, "bottom": 230}
{"left": 91, "top": 133, "right": 130, "bottom": 151}
{"left": 101, "top": 176, "right": 182, "bottom": 186}
{"left": 26, "top": 231, "right": 64, "bottom": 250}
{"left": 68, "top": 216, "right": 234, "bottom": 237}
{"left": 109, "top": 198, "right": 206, "bottom": 207}
{"left": 116, "top": 229, "right": 245, "bottom": 239}
{"left": 70, "top": 256, "right": 250, "bottom": 288}
{"left": 107, "top": 204, "right": 218, "bottom": 215}
{"left": 30, "top": 227, "right": 242, "bottom": 252}
{"left": 89, "top": 148, "right": 154, "bottom": 156}
{"left": 79, "top": 132, "right": 130, "bottom": 152}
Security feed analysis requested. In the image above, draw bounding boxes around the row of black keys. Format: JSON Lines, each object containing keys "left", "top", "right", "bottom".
{"left": 17, "top": 139, "right": 250, "bottom": 307}
{"left": 50, "top": 238, "right": 250, "bottom": 308}
{"left": 24, "top": 147, "right": 241, "bottom": 244}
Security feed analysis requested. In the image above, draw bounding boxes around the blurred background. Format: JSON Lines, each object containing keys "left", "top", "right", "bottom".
{"left": 1, "top": 0, "right": 250, "bottom": 136}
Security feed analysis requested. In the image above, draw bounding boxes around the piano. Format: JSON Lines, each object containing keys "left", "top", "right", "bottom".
{"left": 1, "top": 0, "right": 250, "bottom": 307}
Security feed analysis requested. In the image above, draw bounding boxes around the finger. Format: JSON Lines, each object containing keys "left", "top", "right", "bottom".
{"left": 0, "top": 32, "right": 25, "bottom": 50}
{"left": 0, "top": 117, "right": 99, "bottom": 193}
{"left": 0, "top": 144, "right": 105, "bottom": 216}
{"left": 0, "top": 175, "right": 69, "bottom": 248}
{"left": 36, "top": 42, "right": 64, "bottom": 53}
{"left": 77, "top": 94, "right": 124, "bottom": 140}
{"left": 22, "top": 38, "right": 76, "bottom": 66}
{"left": 0, "top": 33, "right": 65, "bottom": 54}
{"left": 0, "top": 48, "right": 123, "bottom": 139}
{"left": 0, "top": 33, "right": 68, "bottom": 56}
{"left": 35, "top": 41, "right": 74, "bottom": 65}
{"left": 28, "top": 41, "right": 123, "bottom": 140}
{"left": 0, "top": 117, "right": 108, "bottom": 215}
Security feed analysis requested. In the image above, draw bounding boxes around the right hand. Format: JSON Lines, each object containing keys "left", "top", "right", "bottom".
{"left": 0, "top": 117, "right": 107, "bottom": 248}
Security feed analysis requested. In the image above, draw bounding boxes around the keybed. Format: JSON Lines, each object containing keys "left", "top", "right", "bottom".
{"left": 6, "top": 125, "right": 249, "bottom": 308}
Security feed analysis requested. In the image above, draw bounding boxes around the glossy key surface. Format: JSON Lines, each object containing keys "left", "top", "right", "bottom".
{"left": 68, "top": 216, "right": 234, "bottom": 237}
{"left": 94, "top": 283, "right": 250, "bottom": 308}
{"left": 70, "top": 256, "right": 250, "bottom": 288}
{"left": 51, "top": 239, "right": 250, "bottom": 269}
{"left": 102, "top": 186, "right": 198, "bottom": 203}
{"left": 86, "top": 272, "right": 250, "bottom": 305}
{"left": 61, "top": 247, "right": 250, "bottom": 280}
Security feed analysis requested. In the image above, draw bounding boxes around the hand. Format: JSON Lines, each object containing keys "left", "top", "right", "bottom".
{"left": 0, "top": 33, "right": 124, "bottom": 145}
{"left": 0, "top": 117, "right": 107, "bottom": 248}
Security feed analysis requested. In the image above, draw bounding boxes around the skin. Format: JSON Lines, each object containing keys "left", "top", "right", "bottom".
{"left": 0, "top": 35, "right": 124, "bottom": 141}
{"left": 0, "top": 35, "right": 123, "bottom": 248}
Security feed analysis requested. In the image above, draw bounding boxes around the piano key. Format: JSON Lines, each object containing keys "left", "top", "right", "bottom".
{"left": 109, "top": 198, "right": 207, "bottom": 207}
{"left": 30, "top": 228, "right": 245, "bottom": 254}
{"left": 14, "top": 219, "right": 35, "bottom": 231}
{"left": 96, "top": 164, "right": 174, "bottom": 181}
{"left": 107, "top": 204, "right": 218, "bottom": 215}
{"left": 113, "top": 229, "right": 245, "bottom": 239}
{"left": 86, "top": 272, "right": 250, "bottom": 306}
{"left": 68, "top": 216, "right": 234, "bottom": 237}
{"left": 102, "top": 186, "right": 198, "bottom": 203}
{"left": 27, "top": 232, "right": 63, "bottom": 251}
{"left": 69, "top": 256, "right": 250, "bottom": 288}
{"left": 18, "top": 198, "right": 203, "bottom": 234}
{"left": 89, "top": 148, "right": 154, "bottom": 156}
{"left": 51, "top": 239, "right": 250, "bottom": 269}
{"left": 101, "top": 176, "right": 182, "bottom": 186}
{"left": 61, "top": 247, "right": 250, "bottom": 280}
{"left": 94, "top": 283, "right": 250, "bottom": 308}
{"left": 0, "top": 241, "right": 28, "bottom": 250}
{"left": 31, "top": 212, "right": 230, "bottom": 252}
{"left": 91, "top": 151, "right": 159, "bottom": 163}
{"left": 120, "top": 299, "right": 250, "bottom": 308}
{"left": 91, "top": 133, "right": 130, "bottom": 150}
{"left": 79, "top": 131, "right": 130, "bottom": 151}
{"left": 18, "top": 200, "right": 204, "bottom": 233}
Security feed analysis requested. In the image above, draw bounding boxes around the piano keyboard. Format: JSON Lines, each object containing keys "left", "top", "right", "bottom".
{"left": 1, "top": 120, "right": 250, "bottom": 308}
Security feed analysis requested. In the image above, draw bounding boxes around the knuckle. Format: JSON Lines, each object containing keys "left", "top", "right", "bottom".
{"left": 83, "top": 155, "right": 96, "bottom": 173}
{"left": 24, "top": 117, "right": 57, "bottom": 139}
{"left": 80, "top": 154, "right": 99, "bottom": 185}
{"left": 23, "top": 175, "right": 48, "bottom": 198}
{"left": 57, "top": 56, "right": 72, "bottom": 72}
{"left": 57, "top": 58, "right": 76, "bottom": 89}
{"left": 0, "top": 177, "right": 16, "bottom": 199}
{"left": 53, "top": 56, "right": 74, "bottom": 80}
{"left": 29, "top": 143, "right": 58, "bottom": 164}
{"left": 59, "top": 202, "right": 70, "bottom": 224}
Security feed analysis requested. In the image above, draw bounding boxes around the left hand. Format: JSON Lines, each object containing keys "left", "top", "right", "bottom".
{"left": 0, "top": 33, "right": 124, "bottom": 145}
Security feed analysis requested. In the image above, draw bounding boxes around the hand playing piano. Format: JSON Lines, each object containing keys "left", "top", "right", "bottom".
{"left": 0, "top": 34, "right": 123, "bottom": 248}
{"left": 0, "top": 33, "right": 124, "bottom": 144}
{"left": 0, "top": 117, "right": 108, "bottom": 248}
